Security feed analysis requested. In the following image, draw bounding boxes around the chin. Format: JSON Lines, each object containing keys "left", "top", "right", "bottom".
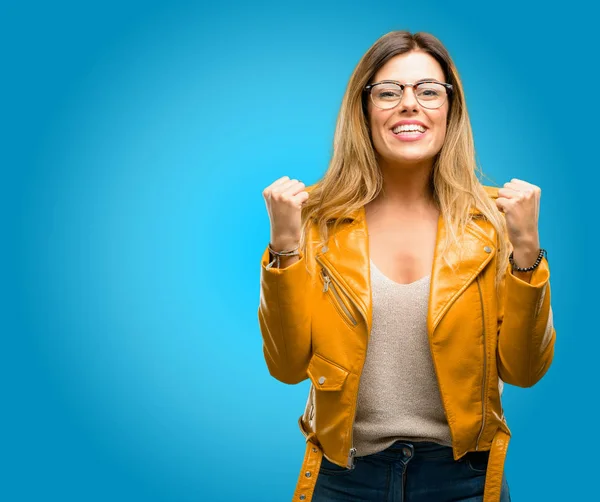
{"left": 388, "top": 152, "right": 433, "bottom": 165}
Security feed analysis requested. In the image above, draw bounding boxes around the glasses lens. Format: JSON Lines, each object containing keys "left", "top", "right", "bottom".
{"left": 370, "top": 82, "right": 448, "bottom": 109}
{"left": 415, "top": 82, "right": 447, "bottom": 108}
{"left": 370, "top": 84, "right": 402, "bottom": 109}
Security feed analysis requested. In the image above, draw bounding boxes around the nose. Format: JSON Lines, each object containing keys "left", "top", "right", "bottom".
{"left": 399, "top": 84, "right": 419, "bottom": 110}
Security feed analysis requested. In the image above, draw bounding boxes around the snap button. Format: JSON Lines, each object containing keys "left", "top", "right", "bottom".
{"left": 312, "top": 447, "right": 318, "bottom": 453}
{"left": 402, "top": 447, "right": 412, "bottom": 458}
{"left": 307, "top": 353, "right": 349, "bottom": 391}
{"left": 305, "top": 471, "right": 311, "bottom": 477}
{"left": 484, "top": 246, "right": 492, "bottom": 253}
{"left": 299, "top": 496, "right": 306, "bottom": 500}
{"left": 321, "top": 245, "right": 328, "bottom": 253}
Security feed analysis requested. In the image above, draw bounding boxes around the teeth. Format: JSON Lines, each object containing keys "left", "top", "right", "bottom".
{"left": 393, "top": 124, "right": 426, "bottom": 134}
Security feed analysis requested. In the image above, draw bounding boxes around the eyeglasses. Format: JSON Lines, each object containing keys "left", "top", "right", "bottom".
{"left": 364, "top": 80, "right": 453, "bottom": 110}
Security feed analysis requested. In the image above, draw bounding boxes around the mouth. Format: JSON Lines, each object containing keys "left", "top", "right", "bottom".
{"left": 390, "top": 125, "right": 428, "bottom": 142}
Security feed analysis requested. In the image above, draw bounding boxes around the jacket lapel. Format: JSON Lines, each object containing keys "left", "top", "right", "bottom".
{"left": 314, "top": 204, "right": 497, "bottom": 338}
{"left": 428, "top": 212, "right": 496, "bottom": 335}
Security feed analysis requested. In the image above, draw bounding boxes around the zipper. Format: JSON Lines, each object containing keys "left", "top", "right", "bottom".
{"left": 315, "top": 254, "right": 367, "bottom": 470}
{"left": 347, "top": 447, "right": 357, "bottom": 468}
{"left": 475, "top": 276, "right": 487, "bottom": 451}
{"left": 320, "top": 268, "right": 358, "bottom": 327}
{"left": 298, "top": 402, "right": 352, "bottom": 467}
{"left": 499, "top": 377, "right": 505, "bottom": 423}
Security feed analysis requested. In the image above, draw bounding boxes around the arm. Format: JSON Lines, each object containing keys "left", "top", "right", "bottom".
{"left": 496, "top": 254, "right": 556, "bottom": 388}
{"left": 258, "top": 245, "right": 312, "bottom": 385}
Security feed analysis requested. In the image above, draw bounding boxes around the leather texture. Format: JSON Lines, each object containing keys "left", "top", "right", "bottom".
{"left": 258, "top": 184, "right": 555, "bottom": 502}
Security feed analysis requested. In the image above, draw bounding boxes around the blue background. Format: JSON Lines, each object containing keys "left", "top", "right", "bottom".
{"left": 3, "top": 1, "right": 596, "bottom": 500}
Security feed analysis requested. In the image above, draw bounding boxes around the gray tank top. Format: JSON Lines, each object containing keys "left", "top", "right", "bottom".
{"left": 351, "top": 259, "right": 453, "bottom": 457}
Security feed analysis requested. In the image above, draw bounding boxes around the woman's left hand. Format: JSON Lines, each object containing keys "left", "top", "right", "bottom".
{"left": 495, "top": 178, "right": 541, "bottom": 253}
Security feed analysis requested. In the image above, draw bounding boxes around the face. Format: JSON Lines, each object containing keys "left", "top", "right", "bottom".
{"left": 367, "top": 50, "right": 449, "bottom": 168}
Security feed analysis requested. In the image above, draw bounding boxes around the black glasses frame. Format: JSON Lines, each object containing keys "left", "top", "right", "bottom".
{"left": 363, "top": 80, "right": 454, "bottom": 109}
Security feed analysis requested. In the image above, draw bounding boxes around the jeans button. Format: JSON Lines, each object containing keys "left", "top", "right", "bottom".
{"left": 402, "top": 447, "right": 412, "bottom": 458}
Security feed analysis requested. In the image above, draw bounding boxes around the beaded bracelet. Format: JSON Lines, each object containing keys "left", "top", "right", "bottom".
{"left": 509, "top": 248, "right": 547, "bottom": 272}
{"left": 266, "top": 243, "right": 301, "bottom": 270}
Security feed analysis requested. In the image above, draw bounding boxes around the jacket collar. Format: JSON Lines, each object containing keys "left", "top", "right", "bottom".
{"left": 314, "top": 203, "right": 497, "bottom": 337}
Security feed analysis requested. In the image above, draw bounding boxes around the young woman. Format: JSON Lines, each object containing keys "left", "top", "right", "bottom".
{"left": 259, "top": 30, "right": 554, "bottom": 502}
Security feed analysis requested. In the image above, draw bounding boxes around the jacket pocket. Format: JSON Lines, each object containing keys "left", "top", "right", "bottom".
{"left": 319, "top": 267, "right": 359, "bottom": 328}
{"left": 307, "top": 353, "right": 349, "bottom": 391}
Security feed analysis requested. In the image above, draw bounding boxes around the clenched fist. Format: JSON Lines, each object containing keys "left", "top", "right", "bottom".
{"left": 262, "top": 176, "right": 309, "bottom": 252}
{"left": 495, "top": 178, "right": 542, "bottom": 270}
{"left": 495, "top": 178, "right": 541, "bottom": 250}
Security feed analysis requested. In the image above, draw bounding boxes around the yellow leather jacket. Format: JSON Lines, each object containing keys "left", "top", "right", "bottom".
{"left": 258, "top": 185, "right": 555, "bottom": 502}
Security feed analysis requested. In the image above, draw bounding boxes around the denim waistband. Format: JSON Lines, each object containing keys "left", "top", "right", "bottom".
{"left": 368, "top": 440, "right": 455, "bottom": 461}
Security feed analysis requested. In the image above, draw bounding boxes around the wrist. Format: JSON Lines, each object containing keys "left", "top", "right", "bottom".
{"left": 509, "top": 247, "right": 547, "bottom": 277}
{"left": 511, "top": 247, "right": 540, "bottom": 269}
{"left": 266, "top": 241, "right": 301, "bottom": 270}
{"left": 270, "top": 238, "right": 301, "bottom": 252}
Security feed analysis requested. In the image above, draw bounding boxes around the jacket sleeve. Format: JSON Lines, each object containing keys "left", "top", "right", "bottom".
{"left": 257, "top": 245, "right": 312, "bottom": 385}
{"left": 496, "top": 255, "right": 556, "bottom": 388}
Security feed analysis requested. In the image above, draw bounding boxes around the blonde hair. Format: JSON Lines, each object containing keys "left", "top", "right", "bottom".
{"left": 298, "top": 30, "right": 510, "bottom": 294}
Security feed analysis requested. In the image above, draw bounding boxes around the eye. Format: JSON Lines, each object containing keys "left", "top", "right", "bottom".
{"left": 420, "top": 89, "right": 441, "bottom": 97}
{"left": 375, "top": 86, "right": 402, "bottom": 100}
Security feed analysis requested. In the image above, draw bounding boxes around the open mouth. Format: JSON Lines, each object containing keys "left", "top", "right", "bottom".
{"left": 390, "top": 125, "right": 428, "bottom": 141}
{"left": 391, "top": 124, "right": 427, "bottom": 135}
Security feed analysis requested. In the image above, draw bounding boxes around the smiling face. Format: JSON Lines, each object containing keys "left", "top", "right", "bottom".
{"left": 367, "top": 50, "right": 449, "bottom": 169}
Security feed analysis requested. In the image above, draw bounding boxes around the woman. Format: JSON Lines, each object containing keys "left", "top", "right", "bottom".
{"left": 258, "top": 30, "right": 554, "bottom": 502}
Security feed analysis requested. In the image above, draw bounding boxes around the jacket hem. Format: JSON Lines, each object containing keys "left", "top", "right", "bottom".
{"left": 291, "top": 427, "right": 510, "bottom": 502}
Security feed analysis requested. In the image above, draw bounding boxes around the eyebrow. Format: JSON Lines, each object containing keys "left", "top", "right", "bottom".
{"left": 380, "top": 77, "right": 442, "bottom": 83}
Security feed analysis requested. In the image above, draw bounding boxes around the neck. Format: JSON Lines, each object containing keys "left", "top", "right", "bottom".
{"left": 374, "top": 158, "right": 437, "bottom": 212}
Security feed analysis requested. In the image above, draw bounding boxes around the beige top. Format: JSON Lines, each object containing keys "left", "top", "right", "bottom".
{"left": 352, "top": 258, "right": 453, "bottom": 457}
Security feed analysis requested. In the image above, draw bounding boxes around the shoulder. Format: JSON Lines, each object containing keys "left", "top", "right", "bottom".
{"left": 305, "top": 183, "right": 318, "bottom": 194}
{"left": 305, "top": 182, "right": 499, "bottom": 198}
{"left": 482, "top": 185, "right": 500, "bottom": 200}
{"left": 470, "top": 184, "right": 501, "bottom": 217}
{"left": 304, "top": 182, "right": 500, "bottom": 215}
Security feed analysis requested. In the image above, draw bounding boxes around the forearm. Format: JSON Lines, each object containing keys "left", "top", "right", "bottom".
{"left": 496, "top": 256, "right": 556, "bottom": 387}
{"left": 258, "top": 244, "right": 312, "bottom": 384}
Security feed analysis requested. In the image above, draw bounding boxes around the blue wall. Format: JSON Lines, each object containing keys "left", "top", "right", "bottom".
{"left": 3, "top": 1, "right": 596, "bottom": 500}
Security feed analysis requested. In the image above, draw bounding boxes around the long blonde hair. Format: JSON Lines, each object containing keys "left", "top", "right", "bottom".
{"left": 299, "top": 30, "right": 510, "bottom": 293}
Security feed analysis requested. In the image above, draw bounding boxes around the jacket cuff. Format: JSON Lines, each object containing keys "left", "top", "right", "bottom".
{"left": 506, "top": 255, "right": 549, "bottom": 290}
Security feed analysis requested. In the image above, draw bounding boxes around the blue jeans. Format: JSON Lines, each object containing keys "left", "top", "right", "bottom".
{"left": 312, "top": 440, "right": 511, "bottom": 502}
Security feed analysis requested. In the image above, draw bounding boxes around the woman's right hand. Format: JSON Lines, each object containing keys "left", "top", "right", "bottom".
{"left": 262, "top": 176, "right": 309, "bottom": 251}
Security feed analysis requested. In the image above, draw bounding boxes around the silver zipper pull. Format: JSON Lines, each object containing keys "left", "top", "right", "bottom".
{"left": 322, "top": 274, "right": 330, "bottom": 293}
{"left": 347, "top": 447, "right": 357, "bottom": 469}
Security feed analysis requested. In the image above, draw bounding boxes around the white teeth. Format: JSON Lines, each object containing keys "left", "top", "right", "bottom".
{"left": 393, "top": 124, "right": 426, "bottom": 134}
